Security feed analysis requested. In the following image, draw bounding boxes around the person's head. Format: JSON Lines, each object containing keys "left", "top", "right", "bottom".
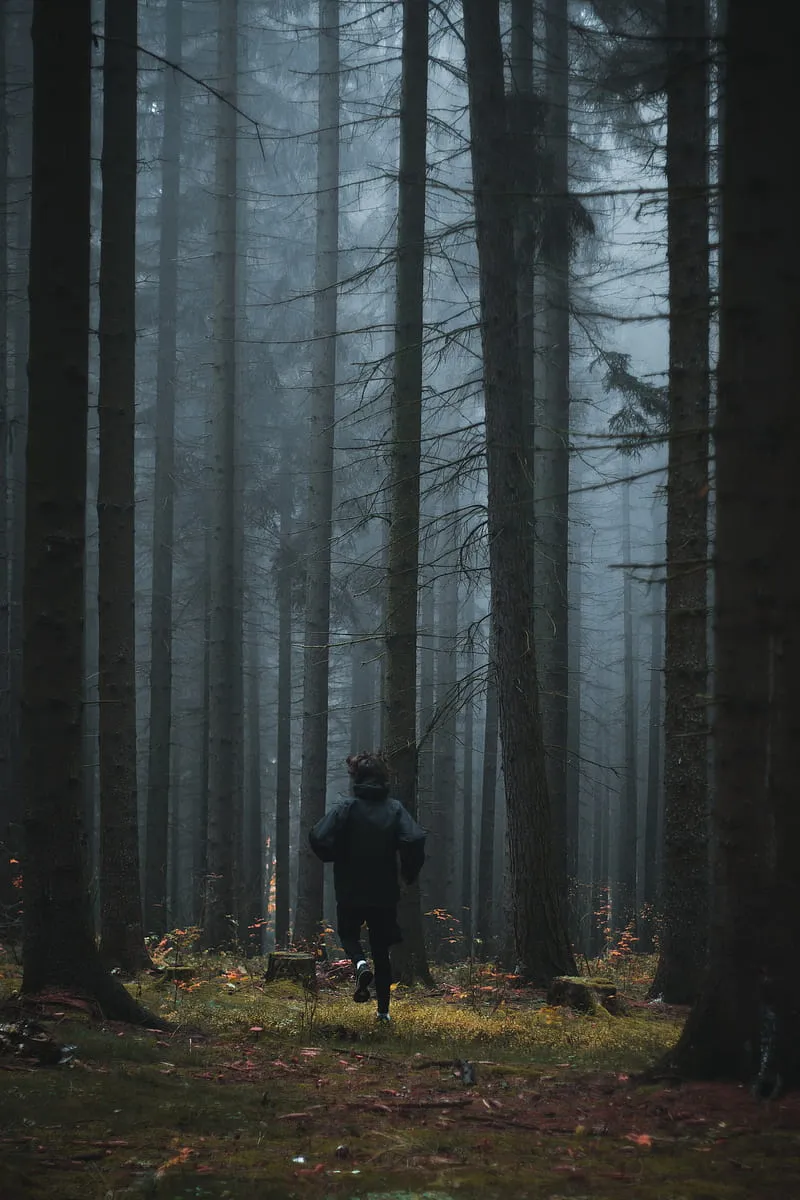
{"left": 346, "top": 751, "right": 390, "bottom": 794}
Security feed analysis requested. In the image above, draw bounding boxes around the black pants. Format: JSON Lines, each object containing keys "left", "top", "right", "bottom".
{"left": 337, "top": 904, "right": 402, "bottom": 1013}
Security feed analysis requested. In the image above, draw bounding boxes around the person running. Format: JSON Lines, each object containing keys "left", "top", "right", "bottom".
{"left": 309, "top": 752, "right": 426, "bottom": 1023}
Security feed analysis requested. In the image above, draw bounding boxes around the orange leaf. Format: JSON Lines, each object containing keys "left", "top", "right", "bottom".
{"left": 625, "top": 1133, "right": 653, "bottom": 1148}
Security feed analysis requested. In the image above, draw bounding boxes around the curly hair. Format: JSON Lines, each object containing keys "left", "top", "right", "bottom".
{"left": 346, "top": 751, "right": 389, "bottom": 787}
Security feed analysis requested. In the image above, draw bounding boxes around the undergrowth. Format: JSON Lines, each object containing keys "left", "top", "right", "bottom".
{"left": 2, "top": 950, "right": 800, "bottom": 1199}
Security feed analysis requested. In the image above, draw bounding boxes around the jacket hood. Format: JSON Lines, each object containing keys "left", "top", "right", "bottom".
{"left": 352, "top": 781, "right": 390, "bottom": 802}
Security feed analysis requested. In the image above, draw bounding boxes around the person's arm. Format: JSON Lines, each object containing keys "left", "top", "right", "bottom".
{"left": 396, "top": 804, "right": 426, "bottom": 884}
{"left": 309, "top": 801, "right": 350, "bottom": 863}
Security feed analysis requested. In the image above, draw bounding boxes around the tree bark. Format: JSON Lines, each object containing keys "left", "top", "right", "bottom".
{"left": 21, "top": 0, "right": 159, "bottom": 1025}
{"left": 202, "top": 0, "right": 240, "bottom": 950}
{"left": 97, "top": 0, "right": 150, "bottom": 973}
{"left": 462, "top": 0, "right": 575, "bottom": 985}
{"left": 659, "top": 0, "right": 799, "bottom": 1086}
{"left": 145, "top": 0, "right": 182, "bottom": 938}
{"left": 294, "top": 0, "right": 340, "bottom": 947}
{"left": 384, "top": 0, "right": 431, "bottom": 985}
{"left": 649, "top": 0, "right": 710, "bottom": 1003}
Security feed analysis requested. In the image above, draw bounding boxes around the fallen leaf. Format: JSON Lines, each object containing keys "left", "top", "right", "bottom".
{"left": 625, "top": 1133, "right": 653, "bottom": 1148}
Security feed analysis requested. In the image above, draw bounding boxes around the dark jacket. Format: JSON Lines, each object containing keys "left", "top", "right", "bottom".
{"left": 309, "top": 782, "right": 426, "bottom": 908}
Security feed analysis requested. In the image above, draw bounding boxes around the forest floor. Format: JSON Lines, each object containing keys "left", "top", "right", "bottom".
{"left": 1, "top": 949, "right": 800, "bottom": 1199}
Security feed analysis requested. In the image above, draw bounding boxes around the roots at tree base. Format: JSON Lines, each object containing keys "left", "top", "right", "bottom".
{"left": 22, "top": 967, "right": 169, "bottom": 1030}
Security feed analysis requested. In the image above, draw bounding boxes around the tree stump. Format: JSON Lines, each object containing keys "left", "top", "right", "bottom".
{"left": 547, "top": 975, "right": 627, "bottom": 1016}
{"left": 160, "top": 965, "right": 194, "bottom": 983}
{"left": 264, "top": 951, "right": 316, "bottom": 990}
{"left": 151, "top": 965, "right": 194, "bottom": 984}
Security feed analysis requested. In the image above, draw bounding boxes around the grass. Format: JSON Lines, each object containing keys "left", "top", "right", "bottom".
{"left": 2, "top": 950, "right": 800, "bottom": 1198}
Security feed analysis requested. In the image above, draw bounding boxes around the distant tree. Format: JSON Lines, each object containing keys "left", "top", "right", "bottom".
{"left": 616, "top": 480, "right": 638, "bottom": 933}
{"left": 475, "top": 635, "right": 499, "bottom": 956}
{"left": 431, "top": 529, "right": 458, "bottom": 921}
{"left": 274, "top": 463, "right": 294, "bottom": 948}
{"left": 21, "top": 0, "right": 159, "bottom": 1024}
{"left": 660, "top": 0, "right": 800, "bottom": 1088}
{"left": 462, "top": 0, "right": 576, "bottom": 984}
{"left": 460, "top": 589, "right": 476, "bottom": 952}
{"left": 242, "top": 630, "right": 263, "bottom": 951}
{"left": 641, "top": 532, "right": 664, "bottom": 953}
{"left": 294, "top": 0, "right": 340, "bottom": 947}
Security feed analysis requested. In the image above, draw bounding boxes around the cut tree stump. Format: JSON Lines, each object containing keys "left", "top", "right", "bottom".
{"left": 547, "top": 975, "right": 628, "bottom": 1016}
{"left": 264, "top": 952, "right": 317, "bottom": 990}
{"left": 151, "top": 965, "right": 194, "bottom": 984}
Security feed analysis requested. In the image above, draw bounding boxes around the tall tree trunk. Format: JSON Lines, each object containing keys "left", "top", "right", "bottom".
{"left": 202, "top": 0, "right": 240, "bottom": 950}
{"left": 431, "top": 534, "right": 458, "bottom": 930}
{"left": 649, "top": 0, "right": 710, "bottom": 1003}
{"left": 294, "top": 0, "right": 340, "bottom": 947}
{"left": 616, "top": 481, "right": 638, "bottom": 934}
{"left": 145, "top": 0, "right": 182, "bottom": 938}
{"left": 21, "top": 0, "right": 158, "bottom": 1025}
{"left": 534, "top": 0, "right": 571, "bottom": 895}
{"left": 168, "top": 732, "right": 182, "bottom": 928}
{"left": 659, "top": 0, "right": 800, "bottom": 1085}
{"left": 383, "top": 0, "right": 431, "bottom": 985}
{"left": 7, "top": 17, "right": 31, "bottom": 902}
{"left": 461, "top": 590, "right": 475, "bottom": 952}
{"left": 274, "top": 467, "right": 293, "bottom": 948}
{"left": 97, "top": 0, "right": 149, "bottom": 972}
{"left": 589, "top": 732, "right": 607, "bottom": 957}
{"left": 349, "top": 621, "right": 374, "bottom": 753}
{"left": 476, "top": 635, "right": 499, "bottom": 957}
{"left": 242, "top": 629, "right": 263, "bottom": 952}
{"left": 0, "top": 6, "right": 11, "bottom": 906}
{"left": 566, "top": 541, "right": 583, "bottom": 939}
{"left": 462, "top": 0, "right": 576, "bottom": 984}
{"left": 566, "top": 535, "right": 581, "bottom": 882}
{"left": 83, "top": 424, "right": 99, "bottom": 909}
{"left": 194, "top": 527, "right": 211, "bottom": 923}
{"left": 642, "top": 570, "right": 664, "bottom": 953}
{"left": 509, "top": 0, "right": 536, "bottom": 453}
{"left": 416, "top": 562, "right": 435, "bottom": 911}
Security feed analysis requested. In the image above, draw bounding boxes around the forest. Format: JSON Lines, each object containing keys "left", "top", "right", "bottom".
{"left": 0, "top": 0, "right": 797, "bottom": 1197}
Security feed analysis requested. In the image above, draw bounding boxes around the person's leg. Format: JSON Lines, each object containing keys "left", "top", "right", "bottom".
{"left": 337, "top": 905, "right": 365, "bottom": 966}
{"left": 366, "top": 907, "right": 402, "bottom": 1019}
{"left": 337, "top": 905, "right": 373, "bottom": 1002}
